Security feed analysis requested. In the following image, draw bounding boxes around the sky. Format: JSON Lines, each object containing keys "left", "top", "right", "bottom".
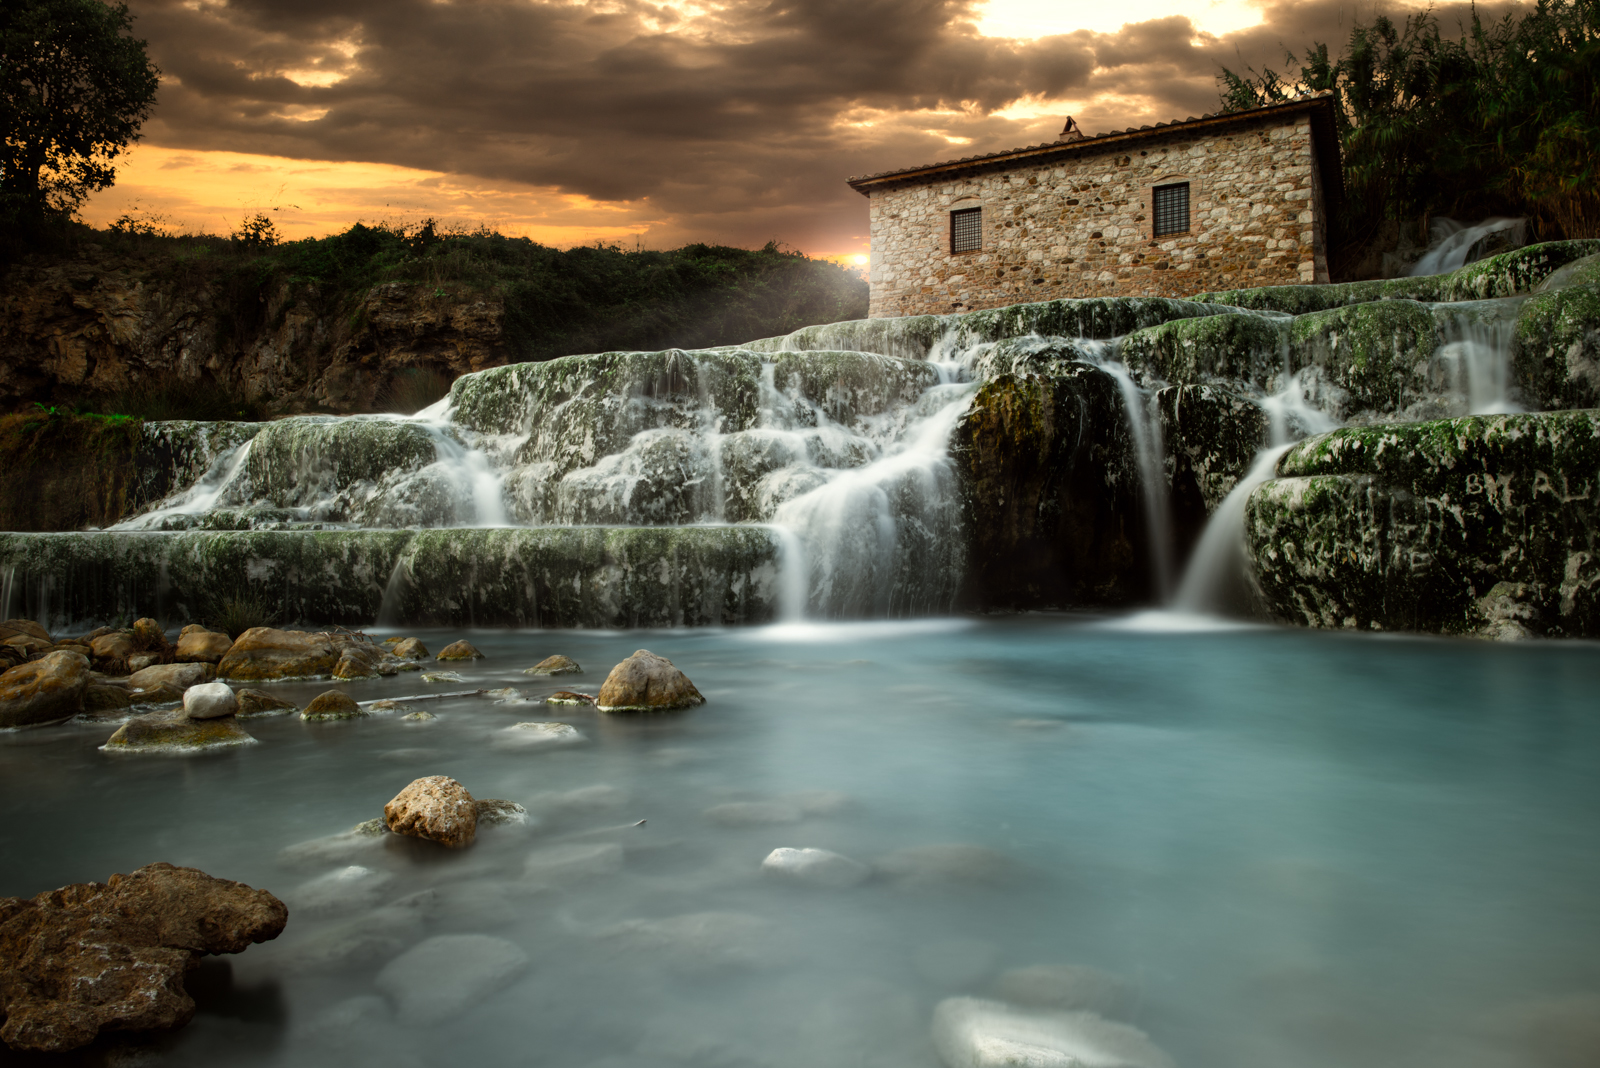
{"left": 80, "top": 0, "right": 1493, "bottom": 260}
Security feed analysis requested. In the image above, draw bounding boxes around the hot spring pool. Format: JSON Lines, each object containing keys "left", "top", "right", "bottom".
{"left": 3, "top": 616, "right": 1598, "bottom": 1068}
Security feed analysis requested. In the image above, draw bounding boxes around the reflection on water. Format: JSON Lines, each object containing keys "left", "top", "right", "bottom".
{"left": 2, "top": 618, "right": 1599, "bottom": 1068}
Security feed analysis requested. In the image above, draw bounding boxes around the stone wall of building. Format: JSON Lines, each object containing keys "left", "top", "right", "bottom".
{"left": 863, "top": 112, "right": 1328, "bottom": 318}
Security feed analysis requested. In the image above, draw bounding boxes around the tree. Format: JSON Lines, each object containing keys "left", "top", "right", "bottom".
{"left": 0, "top": 0, "right": 159, "bottom": 224}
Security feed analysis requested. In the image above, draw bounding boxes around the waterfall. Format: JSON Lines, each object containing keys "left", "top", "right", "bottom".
{"left": 1095, "top": 357, "right": 1175, "bottom": 600}
{"left": 1433, "top": 308, "right": 1523, "bottom": 415}
{"left": 1409, "top": 217, "right": 1524, "bottom": 277}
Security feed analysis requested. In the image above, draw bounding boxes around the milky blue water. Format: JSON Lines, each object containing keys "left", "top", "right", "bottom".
{"left": 2, "top": 616, "right": 1598, "bottom": 1068}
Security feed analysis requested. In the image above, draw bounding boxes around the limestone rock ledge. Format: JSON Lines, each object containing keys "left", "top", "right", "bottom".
{"left": 1246, "top": 410, "right": 1600, "bottom": 636}
{"left": 0, "top": 862, "right": 287, "bottom": 1052}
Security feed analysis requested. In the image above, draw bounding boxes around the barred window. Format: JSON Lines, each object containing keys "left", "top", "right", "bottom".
{"left": 1153, "top": 182, "right": 1190, "bottom": 236}
{"left": 951, "top": 207, "right": 982, "bottom": 253}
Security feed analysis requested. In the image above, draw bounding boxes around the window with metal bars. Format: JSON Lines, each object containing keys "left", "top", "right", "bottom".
{"left": 950, "top": 207, "right": 982, "bottom": 253}
{"left": 1153, "top": 182, "right": 1190, "bottom": 236}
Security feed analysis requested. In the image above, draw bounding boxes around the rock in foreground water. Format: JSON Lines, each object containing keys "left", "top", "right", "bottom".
{"left": 0, "top": 649, "right": 89, "bottom": 728}
{"left": 128, "top": 661, "right": 214, "bottom": 692}
{"left": 930, "top": 998, "right": 1173, "bottom": 1068}
{"left": 391, "top": 637, "right": 428, "bottom": 659}
{"left": 237, "top": 688, "right": 296, "bottom": 716}
{"left": 525, "top": 654, "right": 582, "bottom": 676}
{"left": 385, "top": 775, "right": 477, "bottom": 848}
{"left": 374, "top": 934, "right": 529, "bottom": 1024}
{"left": 436, "top": 640, "right": 483, "bottom": 661}
{"left": 102, "top": 708, "right": 258, "bottom": 753}
{"left": 0, "top": 862, "right": 287, "bottom": 1052}
{"left": 182, "top": 680, "right": 239, "bottom": 719}
{"left": 596, "top": 649, "right": 705, "bottom": 712}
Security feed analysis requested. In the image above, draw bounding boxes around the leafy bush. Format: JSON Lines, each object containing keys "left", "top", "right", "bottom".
{"left": 1219, "top": 0, "right": 1600, "bottom": 255}
{"left": 203, "top": 591, "right": 281, "bottom": 639}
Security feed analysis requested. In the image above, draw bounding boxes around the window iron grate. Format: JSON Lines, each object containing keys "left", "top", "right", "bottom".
{"left": 951, "top": 208, "right": 982, "bottom": 253}
{"left": 1153, "top": 183, "right": 1190, "bottom": 236}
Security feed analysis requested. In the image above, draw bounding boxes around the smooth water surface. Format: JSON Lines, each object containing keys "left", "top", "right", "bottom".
{"left": 3, "top": 618, "right": 1598, "bottom": 1068}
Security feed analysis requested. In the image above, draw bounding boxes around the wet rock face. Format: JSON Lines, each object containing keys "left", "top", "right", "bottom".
{"left": 436, "top": 640, "right": 483, "bottom": 661}
{"left": 384, "top": 775, "right": 478, "bottom": 848}
{"left": 0, "top": 862, "right": 287, "bottom": 1052}
{"left": 951, "top": 369, "right": 1146, "bottom": 609}
{"left": 0, "top": 649, "right": 89, "bottom": 728}
{"left": 1158, "top": 384, "right": 1269, "bottom": 558}
{"left": 302, "top": 690, "right": 364, "bottom": 721}
{"left": 175, "top": 624, "right": 233, "bottom": 663}
{"left": 596, "top": 649, "right": 705, "bottom": 712}
{"left": 525, "top": 654, "right": 581, "bottom": 676}
{"left": 1246, "top": 410, "right": 1600, "bottom": 636}
{"left": 1514, "top": 263, "right": 1600, "bottom": 412}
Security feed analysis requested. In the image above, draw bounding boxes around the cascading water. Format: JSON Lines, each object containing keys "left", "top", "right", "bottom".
{"left": 1409, "top": 217, "right": 1525, "bottom": 277}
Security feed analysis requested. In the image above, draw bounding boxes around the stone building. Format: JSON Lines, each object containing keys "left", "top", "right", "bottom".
{"left": 847, "top": 94, "right": 1342, "bottom": 318}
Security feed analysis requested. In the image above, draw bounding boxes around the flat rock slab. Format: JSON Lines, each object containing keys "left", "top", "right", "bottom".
{"left": 102, "top": 709, "right": 258, "bottom": 754}
{"left": 0, "top": 862, "right": 286, "bottom": 1052}
{"left": 374, "top": 934, "right": 529, "bottom": 1024}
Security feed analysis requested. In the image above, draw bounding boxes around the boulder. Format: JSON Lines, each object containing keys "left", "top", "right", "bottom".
{"left": 436, "top": 640, "right": 483, "bottom": 661}
{"left": 402, "top": 710, "right": 437, "bottom": 722}
{"left": 546, "top": 690, "right": 596, "bottom": 706}
{"left": 130, "top": 617, "right": 170, "bottom": 653}
{"left": 761, "top": 847, "right": 870, "bottom": 888}
{"left": 0, "top": 619, "right": 50, "bottom": 644}
{"left": 373, "top": 934, "right": 529, "bottom": 1025}
{"left": 174, "top": 624, "right": 233, "bottom": 663}
{"left": 89, "top": 630, "right": 135, "bottom": 663}
{"left": 596, "top": 649, "right": 705, "bottom": 712}
{"left": 182, "top": 680, "right": 239, "bottom": 720}
{"left": 0, "top": 650, "right": 90, "bottom": 728}
{"left": 3, "top": 635, "right": 52, "bottom": 658}
{"left": 130, "top": 682, "right": 185, "bottom": 706}
{"left": 82, "top": 682, "right": 133, "bottom": 715}
{"left": 302, "top": 690, "right": 364, "bottom": 721}
{"left": 102, "top": 709, "right": 258, "bottom": 753}
{"left": 333, "top": 644, "right": 383, "bottom": 680}
{"left": 0, "top": 862, "right": 287, "bottom": 1053}
{"left": 391, "top": 637, "right": 428, "bottom": 659}
{"left": 128, "top": 661, "right": 213, "bottom": 692}
{"left": 216, "top": 627, "right": 340, "bottom": 680}
{"left": 384, "top": 775, "right": 477, "bottom": 848}
{"left": 929, "top": 998, "right": 1173, "bottom": 1068}
{"left": 524, "top": 654, "right": 582, "bottom": 676}
{"left": 237, "top": 688, "right": 296, "bottom": 716}
{"left": 127, "top": 653, "right": 159, "bottom": 673}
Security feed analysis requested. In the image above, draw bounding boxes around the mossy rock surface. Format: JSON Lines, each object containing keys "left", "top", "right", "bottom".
{"left": 950, "top": 366, "right": 1147, "bottom": 609}
{"left": 1514, "top": 278, "right": 1600, "bottom": 412}
{"left": 1247, "top": 410, "right": 1600, "bottom": 636}
{"left": 1158, "top": 385, "right": 1268, "bottom": 557}
{"left": 1119, "top": 313, "right": 1288, "bottom": 390}
{"left": 769, "top": 350, "right": 939, "bottom": 422}
{"left": 1287, "top": 299, "right": 1440, "bottom": 417}
{"left": 102, "top": 708, "right": 258, "bottom": 752}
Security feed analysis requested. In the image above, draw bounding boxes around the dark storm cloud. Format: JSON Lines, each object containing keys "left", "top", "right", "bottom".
{"left": 124, "top": 0, "right": 1516, "bottom": 248}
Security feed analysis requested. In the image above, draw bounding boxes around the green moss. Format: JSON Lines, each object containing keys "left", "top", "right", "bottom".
{"left": 1514, "top": 281, "right": 1600, "bottom": 411}
{"left": 1288, "top": 299, "right": 1440, "bottom": 414}
{"left": 770, "top": 350, "right": 940, "bottom": 422}
{"left": 1250, "top": 409, "right": 1600, "bottom": 636}
{"left": 236, "top": 418, "right": 438, "bottom": 504}
{"left": 0, "top": 412, "right": 147, "bottom": 531}
{"left": 1119, "top": 313, "right": 1288, "bottom": 388}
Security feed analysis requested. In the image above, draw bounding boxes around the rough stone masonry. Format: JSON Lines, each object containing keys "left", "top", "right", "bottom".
{"left": 848, "top": 96, "right": 1340, "bottom": 318}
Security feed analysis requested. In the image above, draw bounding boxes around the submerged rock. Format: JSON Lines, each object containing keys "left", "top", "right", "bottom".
{"left": 595, "top": 911, "right": 777, "bottom": 972}
{"left": 930, "top": 997, "right": 1174, "bottom": 1068}
{"left": 0, "top": 649, "right": 89, "bottom": 728}
{"left": 237, "top": 688, "right": 296, "bottom": 716}
{"left": 546, "top": 690, "right": 596, "bottom": 706}
{"left": 436, "top": 640, "right": 483, "bottom": 661}
{"left": 217, "top": 627, "right": 340, "bottom": 680}
{"left": 401, "top": 710, "right": 437, "bottom": 722}
{"left": 288, "top": 864, "right": 396, "bottom": 917}
{"left": 420, "top": 670, "right": 465, "bottom": 683}
{"left": 277, "top": 819, "right": 391, "bottom": 868}
{"left": 524, "top": 653, "right": 582, "bottom": 675}
{"left": 102, "top": 708, "right": 258, "bottom": 753}
{"left": 761, "top": 847, "right": 870, "bottom": 888}
{"left": 182, "top": 680, "right": 239, "bottom": 720}
{"left": 877, "top": 843, "right": 1022, "bottom": 887}
{"left": 174, "top": 624, "right": 233, "bottom": 663}
{"left": 302, "top": 690, "right": 365, "bottom": 721}
{"left": 991, "top": 965, "right": 1138, "bottom": 1019}
{"left": 373, "top": 934, "right": 529, "bottom": 1025}
{"left": 523, "top": 842, "right": 623, "bottom": 884}
{"left": 475, "top": 799, "right": 528, "bottom": 826}
{"left": 496, "top": 721, "right": 585, "bottom": 748}
{"left": 704, "top": 801, "right": 801, "bottom": 826}
{"left": 385, "top": 775, "right": 477, "bottom": 849}
{"left": 0, "top": 862, "right": 287, "bottom": 1052}
{"left": 596, "top": 649, "right": 705, "bottom": 712}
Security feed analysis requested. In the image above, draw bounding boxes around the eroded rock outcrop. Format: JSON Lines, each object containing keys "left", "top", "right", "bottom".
{"left": 0, "top": 862, "right": 287, "bottom": 1052}
{"left": 1247, "top": 410, "right": 1600, "bottom": 636}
